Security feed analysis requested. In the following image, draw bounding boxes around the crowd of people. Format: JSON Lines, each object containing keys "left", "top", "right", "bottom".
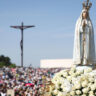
{"left": 0, "top": 67, "right": 62, "bottom": 96}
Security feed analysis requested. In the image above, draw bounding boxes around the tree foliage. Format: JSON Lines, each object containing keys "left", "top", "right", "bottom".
{"left": 0, "top": 55, "right": 16, "bottom": 68}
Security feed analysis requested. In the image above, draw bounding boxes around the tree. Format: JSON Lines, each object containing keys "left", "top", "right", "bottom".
{"left": 0, "top": 55, "right": 16, "bottom": 68}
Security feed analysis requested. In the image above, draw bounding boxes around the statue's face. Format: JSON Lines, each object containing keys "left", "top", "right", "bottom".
{"left": 82, "top": 11, "right": 88, "bottom": 19}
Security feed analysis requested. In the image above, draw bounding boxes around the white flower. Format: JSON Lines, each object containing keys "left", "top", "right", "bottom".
{"left": 71, "top": 77, "right": 77, "bottom": 84}
{"left": 55, "top": 82, "right": 60, "bottom": 89}
{"left": 49, "top": 86, "right": 54, "bottom": 92}
{"left": 84, "top": 68, "right": 92, "bottom": 73}
{"left": 89, "top": 94, "right": 94, "bottom": 96}
{"left": 89, "top": 91, "right": 94, "bottom": 96}
{"left": 71, "top": 73, "right": 77, "bottom": 77}
{"left": 75, "top": 83, "right": 81, "bottom": 89}
{"left": 82, "top": 87, "right": 89, "bottom": 94}
{"left": 71, "top": 65, "right": 76, "bottom": 71}
{"left": 57, "top": 92, "right": 64, "bottom": 96}
{"left": 69, "top": 71, "right": 74, "bottom": 75}
{"left": 67, "top": 76, "right": 72, "bottom": 81}
{"left": 63, "top": 71, "right": 68, "bottom": 77}
{"left": 89, "top": 77, "right": 94, "bottom": 83}
{"left": 53, "top": 89, "right": 58, "bottom": 95}
{"left": 61, "top": 79, "right": 72, "bottom": 92}
{"left": 76, "top": 70, "right": 83, "bottom": 76}
{"left": 82, "top": 80, "right": 88, "bottom": 87}
{"left": 90, "top": 85, "right": 96, "bottom": 91}
{"left": 76, "top": 90, "right": 81, "bottom": 95}
{"left": 70, "top": 91, "right": 75, "bottom": 96}
{"left": 50, "top": 66, "right": 96, "bottom": 96}
{"left": 82, "top": 94, "right": 86, "bottom": 96}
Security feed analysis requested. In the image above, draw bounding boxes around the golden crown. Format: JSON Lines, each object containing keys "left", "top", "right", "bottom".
{"left": 82, "top": 0, "right": 92, "bottom": 11}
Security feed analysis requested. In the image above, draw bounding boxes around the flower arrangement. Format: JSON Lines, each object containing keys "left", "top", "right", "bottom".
{"left": 49, "top": 66, "right": 96, "bottom": 96}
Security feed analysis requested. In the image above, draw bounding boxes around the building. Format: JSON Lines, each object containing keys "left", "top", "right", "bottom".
{"left": 40, "top": 59, "right": 73, "bottom": 68}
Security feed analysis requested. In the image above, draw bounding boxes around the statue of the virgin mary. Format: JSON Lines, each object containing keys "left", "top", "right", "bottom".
{"left": 73, "top": 0, "right": 96, "bottom": 66}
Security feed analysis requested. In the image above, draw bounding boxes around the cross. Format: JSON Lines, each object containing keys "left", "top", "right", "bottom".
{"left": 11, "top": 22, "right": 35, "bottom": 67}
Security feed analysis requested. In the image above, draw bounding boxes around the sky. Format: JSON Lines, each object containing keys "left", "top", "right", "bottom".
{"left": 0, "top": 0, "right": 96, "bottom": 67}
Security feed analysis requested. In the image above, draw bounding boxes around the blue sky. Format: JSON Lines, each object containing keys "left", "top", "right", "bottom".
{"left": 0, "top": 0, "right": 96, "bottom": 67}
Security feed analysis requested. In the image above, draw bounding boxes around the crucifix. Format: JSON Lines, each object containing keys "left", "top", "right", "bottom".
{"left": 11, "top": 22, "right": 35, "bottom": 67}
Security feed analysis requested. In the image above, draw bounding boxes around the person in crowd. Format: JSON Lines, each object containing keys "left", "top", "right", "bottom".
{"left": 0, "top": 67, "right": 62, "bottom": 96}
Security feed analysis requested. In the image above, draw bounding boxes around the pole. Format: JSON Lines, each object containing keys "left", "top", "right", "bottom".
{"left": 21, "top": 23, "right": 23, "bottom": 67}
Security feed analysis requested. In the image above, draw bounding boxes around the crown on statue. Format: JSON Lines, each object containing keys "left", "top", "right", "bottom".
{"left": 82, "top": 0, "right": 92, "bottom": 11}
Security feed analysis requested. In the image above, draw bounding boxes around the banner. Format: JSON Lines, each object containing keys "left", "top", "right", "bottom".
{"left": 7, "top": 89, "right": 14, "bottom": 96}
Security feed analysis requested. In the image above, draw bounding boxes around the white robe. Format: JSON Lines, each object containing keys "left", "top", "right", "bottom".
{"left": 73, "top": 10, "right": 96, "bottom": 65}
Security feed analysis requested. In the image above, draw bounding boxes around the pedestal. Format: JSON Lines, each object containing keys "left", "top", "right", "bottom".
{"left": 76, "top": 65, "right": 94, "bottom": 71}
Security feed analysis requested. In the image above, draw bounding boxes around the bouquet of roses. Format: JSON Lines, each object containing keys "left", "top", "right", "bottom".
{"left": 49, "top": 66, "right": 96, "bottom": 96}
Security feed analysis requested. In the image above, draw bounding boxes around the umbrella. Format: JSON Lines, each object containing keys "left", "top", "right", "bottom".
{"left": 25, "top": 83, "right": 34, "bottom": 87}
